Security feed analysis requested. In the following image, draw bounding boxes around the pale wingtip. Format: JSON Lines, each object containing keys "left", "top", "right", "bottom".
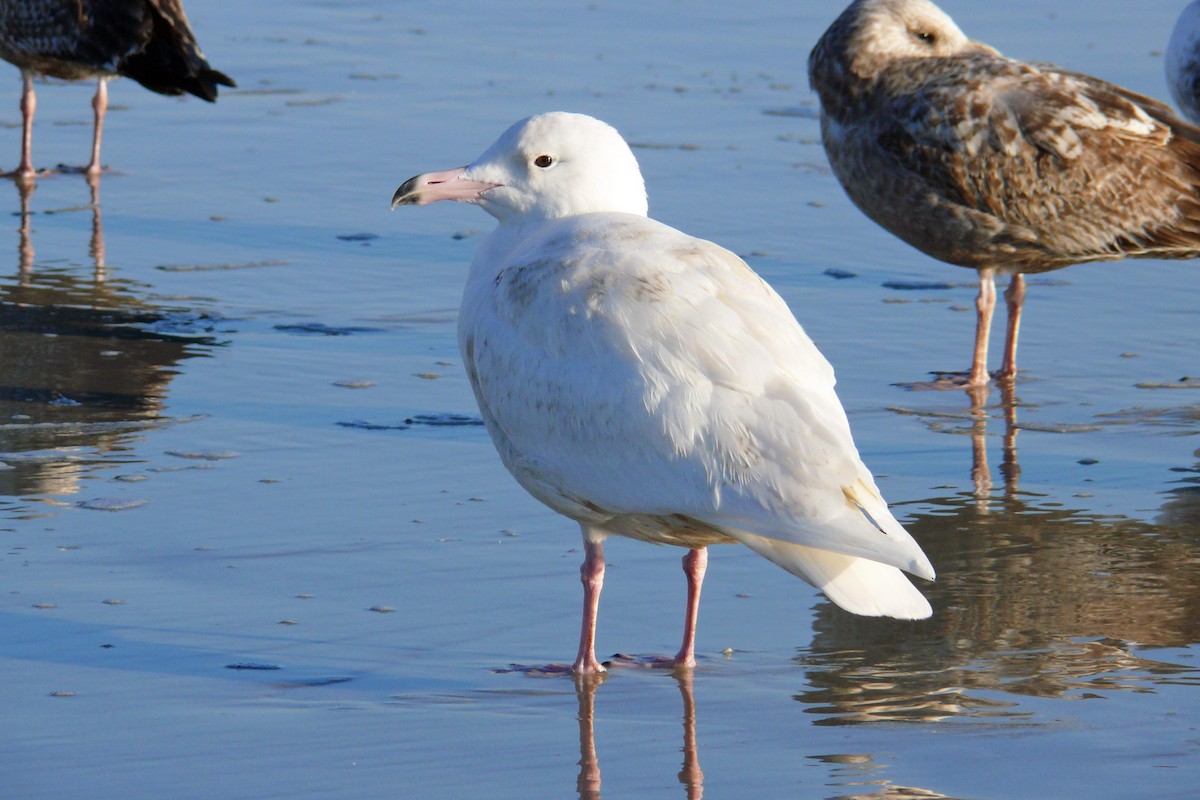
{"left": 829, "top": 578, "right": 933, "bottom": 620}
{"left": 909, "top": 553, "right": 936, "bottom": 582}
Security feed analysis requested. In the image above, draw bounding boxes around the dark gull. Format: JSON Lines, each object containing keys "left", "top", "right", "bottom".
{"left": 810, "top": 0, "right": 1200, "bottom": 387}
{"left": 0, "top": 0, "right": 235, "bottom": 178}
{"left": 391, "top": 112, "right": 934, "bottom": 674}
{"left": 1168, "top": 1, "right": 1200, "bottom": 124}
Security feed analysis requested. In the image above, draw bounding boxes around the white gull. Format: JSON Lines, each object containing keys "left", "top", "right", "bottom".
{"left": 391, "top": 112, "right": 934, "bottom": 675}
{"left": 810, "top": 0, "right": 1200, "bottom": 388}
{"left": 1167, "top": 1, "right": 1200, "bottom": 124}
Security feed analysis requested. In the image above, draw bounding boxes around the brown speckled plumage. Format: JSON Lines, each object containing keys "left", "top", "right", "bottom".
{"left": 809, "top": 0, "right": 1200, "bottom": 386}
{"left": 0, "top": 0, "right": 234, "bottom": 176}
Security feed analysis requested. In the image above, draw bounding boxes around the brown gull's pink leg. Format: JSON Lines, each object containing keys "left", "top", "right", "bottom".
{"left": 998, "top": 273, "right": 1026, "bottom": 382}
{"left": 968, "top": 267, "right": 997, "bottom": 388}
{"left": 573, "top": 535, "right": 607, "bottom": 674}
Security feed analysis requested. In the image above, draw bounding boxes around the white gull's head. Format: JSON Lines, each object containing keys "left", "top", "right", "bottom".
{"left": 391, "top": 112, "right": 649, "bottom": 224}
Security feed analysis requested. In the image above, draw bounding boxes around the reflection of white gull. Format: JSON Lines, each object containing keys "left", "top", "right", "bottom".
{"left": 810, "top": 0, "right": 1200, "bottom": 388}
{"left": 391, "top": 112, "right": 934, "bottom": 674}
{"left": 1167, "top": 2, "right": 1200, "bottom": 123}
{"left": 0, "top": 0, "right": 235, "bottom": 178}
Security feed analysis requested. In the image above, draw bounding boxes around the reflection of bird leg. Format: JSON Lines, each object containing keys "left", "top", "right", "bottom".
{"left": 968, "top": 267, "right": 996, "bottom": 387}
{"left": 574, "top": 673, "right": 604, "bottom": 800}
{"left": 998, "top": 274, "right": 1025, "bottom": 382}
{"left": 85, "top": 78, "right": 110, "bottom": 178}
{"left": 675, "top": 670, "right": 704, "bottom": 799}
{"left": 674, "top": 548, "right": 707, "bottom": 668}
{"left": 966, "top": 383, "right": 992, "bottom": 504}
{"left": 87, "top": 172, "right": 106, "bottom": 281}
{"left": 15, "top": 177, "right": 34, "bottom": 281}
{"left": 999, "top": 382, "right": 1020, "bottom": 494}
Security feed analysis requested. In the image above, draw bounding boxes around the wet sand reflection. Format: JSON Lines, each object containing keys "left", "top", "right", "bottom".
{"left": 0, "top": 177, "right": 216, "bottom": 502}
{"left": 795, "top": 482, "right": 1200, "bottom": 724}
{"left": 573, "top": 671, "right": 704, "bottom": 800}
{"left": 1160, "top": 458, "right": 1200, "bottom": 529}
{"left": 570, "top": 670, "right": 957, "bottom": 798}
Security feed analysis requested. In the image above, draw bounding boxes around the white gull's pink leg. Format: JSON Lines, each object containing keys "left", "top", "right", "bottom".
{"left": 573, "top": 532, "right": 607, "bottom": 674}
{"left": 673, "top": 547, "right": 707, "bottom": 668}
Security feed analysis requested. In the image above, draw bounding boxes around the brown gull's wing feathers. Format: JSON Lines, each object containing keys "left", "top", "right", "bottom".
{"left": 859, "top": 54, "right": 1200, "bottom": 270}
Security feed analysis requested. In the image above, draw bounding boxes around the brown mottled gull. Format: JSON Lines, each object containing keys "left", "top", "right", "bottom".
{"left": 810, "top": 0, "right": 1200, "bottom": 387}
{"left": 0, "top": 0, "right": 235, "bottom": 179}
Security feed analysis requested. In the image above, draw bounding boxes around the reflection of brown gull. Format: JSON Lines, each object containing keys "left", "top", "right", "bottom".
{"left": 810, "top": 0, "right": 1200, "bottom": 388}
{"left": 0, "top": 176, "right": 210, "bottom": 498}
{"left": 890, "top": 382, "right": 1020, "bottom": 507}
{"left": 0, "top": 0, "right": 235, "bottom": 178}
{"left": 794, "top": 490, "right": 1200, "bottom": 725}
{"left": 1159, "top": 456, "right": 1200, "bottom": 529}
{"left": 573, "top": 672, "right": 703, "bottom": 799}
{"left": 966, "top": 383, "right": 1018, "bottom": 505}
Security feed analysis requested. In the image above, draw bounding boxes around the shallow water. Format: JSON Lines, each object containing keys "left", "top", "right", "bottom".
{"left": 2, "top": 1, "right": 1199, "bottom": 797}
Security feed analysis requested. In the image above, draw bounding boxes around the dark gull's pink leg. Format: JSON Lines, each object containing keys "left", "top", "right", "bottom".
{"left": 673, "top": 547, "right": 707, "bottom": 669}
{"left": 573, "top": 536, "right": 606, "bottom": 675}
{"left": 968, "top": 268, "right": 996, "bottom": 387}
{"left": 16, "top": 71, "right": 36, "bottom": 179}
{"left": 998, "top": 274, "right": 1026, "bottom": 382}
{"left": 85, "top": 78, "right": 108, "bottom": 177}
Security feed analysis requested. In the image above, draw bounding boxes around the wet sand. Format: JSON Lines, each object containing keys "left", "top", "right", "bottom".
{"left": 2, "top": 1, "right": 1198, "bottom": 797}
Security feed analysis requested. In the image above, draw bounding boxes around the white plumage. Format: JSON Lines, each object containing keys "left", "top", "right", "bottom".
{"left": 1167, "top": 1, "right": 1200, "bottom": 124}
{"left": 392, "top": 112, "right": 934, "bottom": 674}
